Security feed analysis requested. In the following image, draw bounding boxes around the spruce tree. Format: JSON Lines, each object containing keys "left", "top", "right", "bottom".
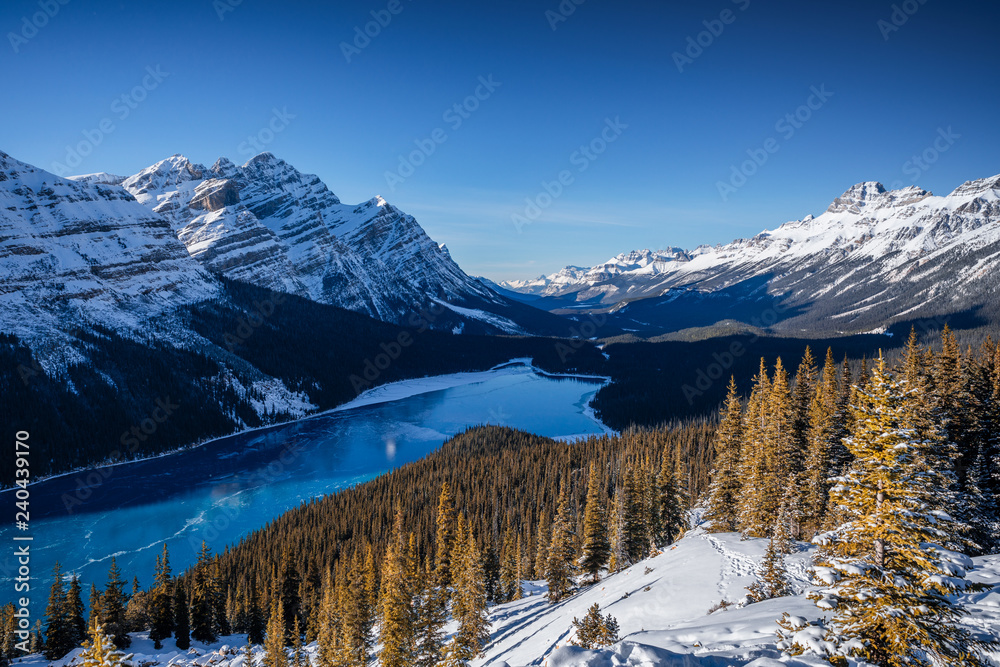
{"left": 499, "top": 519, "right": 522, "bottom": 600}
{"left": 101, "top": 558, "right": 130, "bottom": 648}
{"left": 413, "top": 562, "right": 446, "bottom": 667}
{"left": 66, "top": 575, "right": 86, "bottom": 647}
{"left": 338, "top": 548, "right": 374, "bottom": 665}
{"left": 44, "top": 562, "right": 74, "bottom": 660}
{"left": 807, "top": 357, "right": 995, "bottom": 666}
{"left": 738, "top": 360, "right": 771, "bottom": 537}
{"left": 264, "top": 593, "right": 288, "bottom": 667}
{"left": 247, "top": 582, "right": 266, "bottom": 646}
{"left": 190, "top": 543, "right": 217, "bottom": 644}
{"left": 622, "top": 466, "right": 649, "bottom": 563}
{"left": 657, "top": 454, "right": 687, "bottom": 546}
{"left": 580, "top": 463, "right": 611, "bottom": 583}
{"left": 704, "top": 377, "right": 743, "bottom": 532}
{"left": 290, "top": 617, "right": 305, "bottom": 667}
{"left": 607, "top": 488, "right": 627, "bottom": 573}
{"left": 546, "top": 479, "right": 578, "bottom": 602}
{"left": 315, "top": 573, "right": 338, "bottom": 667}
{"left": 78, "top": 623, "right": 132, "bottom": 667}
{"left": 88, "top": 583, "right": 102, "bottom": 630}
{"left": 745, "top": 534, "right": 791, "bottom": 604}
{"left": 173, "top": 584, "right": 190, "bottom": 651}
{"left": 533, "top": 507, "right": 551, "bottom": 580}
{"left": 149, "top": 545, "right": 173, "bottom": 648}
{"left": 378, "top": 514, "right": 415, "bottom": 667}
{"left": 433, "top": 482, "right": 457, "bottom": 591}
{"left": 570, "top": 603, "right": 619, "bottom": 649}
{"left": 801, "top": 348, "right": 839, "bottom": 536}
{"left": 447, "top": 517, "right": 490, "bottom": 664}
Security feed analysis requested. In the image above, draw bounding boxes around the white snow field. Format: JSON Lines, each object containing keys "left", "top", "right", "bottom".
{"left": 21, "top": 528, "right": 1000, "bottom": 667}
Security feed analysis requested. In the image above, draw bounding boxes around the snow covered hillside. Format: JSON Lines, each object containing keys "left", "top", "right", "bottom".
{"left": 503, "top": 175, "right": 1000, "bottom": 334}
{"left": 27, "top": 529, "right": 1000, "bottom": 667}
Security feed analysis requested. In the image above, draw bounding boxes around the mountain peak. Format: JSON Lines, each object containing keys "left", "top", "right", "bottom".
{"left": 827, "top": 181, "right": 887, "bottom": 213}
{"left": 949, "top": 174, "right": 1000, "bottom": 198}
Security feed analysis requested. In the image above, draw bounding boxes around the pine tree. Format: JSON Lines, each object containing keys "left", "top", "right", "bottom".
{"left": 338, "top": 548, "right": 374, "bottom": 665}
{"left": 413, "top": 562, "right": 446, "bottom": 667}
{"left": 762, "top": 358, "right": 800, "bottom": 530}
{"left": 499, "top": 518, "right": 522, "bottom": 600}
{"left": 77, "top": 623, "right": 133, "bottom": 667}
{"left": 533, "top": 507, "right": 551, "bottom": 580}
{"left": 801, "top": 348, "right": 840, "bottom": 536}
{"left": 247, "top": 581, "right": 266, "bottom": 645}
{"left": 434, "top": 482, "right": 457, "bottom": 592}
{"left": 447, "top": 517, "right": 490, "bottom": 664}
{"left": 149, "top": 545, "right": 173, "bottom": 648}
{"left": 738, "top": 360, "right": 771, "bottom": 537}
{"left": 745, "top": 535, "right": 791, "bottom": 603}
{"left": 580, "top": 463, "right": 611, "bottom": 583}
{"left": 546, "top": 479, "right": 578, "bottom": 602}
{"left": 808, "top": 357, "right": 995, "bottom": 666}
{"left": 704, "top": 377, "right": 743, "bottom": 532}
{"left": 607, "top": 488, "right": 627, "bottom": 573}
{"left": 88, "top": 583, "right": 102, "bottom": 630}
{"left": 622, "top": 466, "right": 649, "bottom": 563}
{"left": 243, "top": 638, "right": 256, "bottom": 667}
{"left": 657, "top": 455, "right": 687, "bottom": 546}
{"left": 66, "top": 575, "right": 86, "bottom": 646}
{"left": 290, "top": 617, "right": 305, "bottom": 667}
{"left": 378, "top": 512, "right": 415, "bottom": 667}
{"left": 101, "top": 558, "right": 130, "bottom": 648}
{"left": 315, "top": 573, "right": 338, "bottom": 667}
{"left": 29, "top": 620, "right": 43, "bottom": 655}
{"left": 570, "top": 603, "right": 620, "bottom": 649}
{"left": 276, "top": 551, "right": 301, "bottom": 644}
{"left": 264, "top": 593, "right": 288, "bottom": 667}
{"left": 173, "top": 584, "right": 190, "bottom": 651}
{"left": 44, "top": 562, "right": 74, "bottom": 660}
{"left": 190, "top": 543, "right": 217, "bottom": 644}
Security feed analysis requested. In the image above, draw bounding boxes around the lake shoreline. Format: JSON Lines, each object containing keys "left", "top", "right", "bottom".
{"left": 4, "top": 358, "right": 612, "bottom": 494}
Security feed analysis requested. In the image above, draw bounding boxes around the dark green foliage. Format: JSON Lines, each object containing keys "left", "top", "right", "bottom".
{"left": 571, "top": 603, "right": 619, "bottom": 649}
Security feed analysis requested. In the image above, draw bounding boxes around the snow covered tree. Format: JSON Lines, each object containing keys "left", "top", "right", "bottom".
{"left": 808, "top": 357, "right": 995, "bottom": 666}
{"left": 78, "top": 623, "right": 133, "bottom": 667}
{"left": 704, "top": 377, "right": 743, "bottom": 532}
{"left": 745, "top": 535, "right": 791, "bottom": 604}
{"left": 570, "top": 603, "right": 620, "bottom": 649}
{"left": 580, "top": 463, "right": 610, "bottom": 583}
{"left": 546, "top": 479, "right": 578, "bottom": 602}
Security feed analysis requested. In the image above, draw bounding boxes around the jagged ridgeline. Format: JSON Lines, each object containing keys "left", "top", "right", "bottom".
{"left": 211, "top": 423, "right": 713, "bottom": 628}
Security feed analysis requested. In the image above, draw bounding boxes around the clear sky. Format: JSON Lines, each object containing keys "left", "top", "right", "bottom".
{"left": 2, "top": 0, "right": 998, "bottom": 282}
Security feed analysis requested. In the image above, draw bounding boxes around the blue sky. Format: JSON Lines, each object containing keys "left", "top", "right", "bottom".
{"left": 2, "top": 0, "right": 998, "bottom": 281}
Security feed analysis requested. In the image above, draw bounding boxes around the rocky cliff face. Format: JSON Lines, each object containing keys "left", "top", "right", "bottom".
{"left": 118, "top": 153, "right": 496, "bottom": 323}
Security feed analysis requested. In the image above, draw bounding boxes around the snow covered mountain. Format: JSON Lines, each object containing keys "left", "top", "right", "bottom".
{"left": 502, "top": 176, "right": 1000, "bottom": 334}
{"left": 79, "top": 152, "right": 508, "bottom": 327}
{"left": 0, "top": 150, "right": 220, "bottom": 365}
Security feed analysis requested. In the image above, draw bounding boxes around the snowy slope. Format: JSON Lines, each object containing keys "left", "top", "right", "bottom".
{"left": 0, "top": 150, "right": 219, "bottom": 364}
{"left": 502, "top": 176, "right": 1000, "bottom": 332}
{"left": 24, "top": 529, "right": 1000, "bottom": 667}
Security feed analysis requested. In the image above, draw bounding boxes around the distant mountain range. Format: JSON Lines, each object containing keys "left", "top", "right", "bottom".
{"left": 501, "top": 175, "right": 1000, "bottom": 335}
